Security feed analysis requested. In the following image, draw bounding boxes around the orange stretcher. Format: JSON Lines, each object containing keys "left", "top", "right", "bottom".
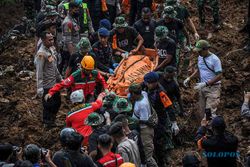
{"left": 107, "top": 49, "right": 159, "bottom": 97}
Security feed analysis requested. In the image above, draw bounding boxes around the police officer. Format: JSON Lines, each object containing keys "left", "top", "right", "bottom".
{"left": 61, "top": 2, "right": 81, "bottom": 73}
{"left": 62, "top": 0, "right": 94, "bottom": 36}
{"left": 52, "top": 128, "right": 96, "bottom": 167}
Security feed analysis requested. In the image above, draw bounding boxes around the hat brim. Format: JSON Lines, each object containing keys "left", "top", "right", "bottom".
{"left": 113, "top": 22, "right": 128, "bottom": 28}
{"left": 85, "top": 114, "right": 104, "bottom": 126}
{"left": 113, "top": 102, "right": 132, "bottom": 113}
{"left": 193, "top": 47, "right": 202, "bottom": 52}
{"left": 103, "top": 96, "right": 119, "bottom": 107}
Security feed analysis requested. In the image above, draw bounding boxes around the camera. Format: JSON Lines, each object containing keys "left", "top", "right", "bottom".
{"left": 12, "top": 146, "right": 21, "bottom": 153}
{"left": 40, "top": 148, "right": 48, "bottom": 161}
{"left": 205, "top": 108, "right": 212, "bottom": 121}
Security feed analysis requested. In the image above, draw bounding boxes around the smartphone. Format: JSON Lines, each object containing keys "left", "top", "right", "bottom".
{"left": 205, "top": 108, "right": 212, "bottom": 121}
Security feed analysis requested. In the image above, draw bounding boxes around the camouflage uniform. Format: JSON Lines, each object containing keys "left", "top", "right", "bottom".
{"left": 196, "top": 0, "right": 220, "bottom": 25}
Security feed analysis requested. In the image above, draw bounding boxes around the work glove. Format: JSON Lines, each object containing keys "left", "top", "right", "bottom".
{"left": 171, "top": 121, "right": 180, "bottom": 136}
{"left": 37, "top": 88, "right": 44, "bottom": 98}
{"left": 109, "top": 68, "right": 114, "bottom": 74}
{"left": 194, "top": 33, "right": 200, "bottom": 40}
{"left": 112, "top": 63, "right": 119, "bottom": 69}
{"left": 121, "top": 52, "right": 129, "bottom": 59}
{"left": 104, "top": 111, "right": 110, "bottom": 119}
{"left": 194, "top": 82, "right": 207, "bottom": 90}
{"left": 183, "top": 77, "right": 191, "bottom": 87}
{"left": 44, "top": 93, "right": 52, "bottom": 102}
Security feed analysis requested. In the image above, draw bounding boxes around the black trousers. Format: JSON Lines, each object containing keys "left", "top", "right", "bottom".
{"left": 59, "top": 50, "right": 70, "bottom": 74}
{"left": 42, "top": 89, "right": 61, "bottom": 124}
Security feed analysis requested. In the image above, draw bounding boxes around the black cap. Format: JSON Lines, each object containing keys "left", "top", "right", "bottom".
{"left": 211, "top": 116, "right": 226, "bottom": 128}
{"left": 108, "top": 122, "right": 123, "bottom": 135}
{"left": 182, "top": 152, "right": 200, "bottom": 167}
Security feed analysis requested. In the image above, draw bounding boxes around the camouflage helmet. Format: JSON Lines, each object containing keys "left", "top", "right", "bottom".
{"left": 163, "top": 6, "right": 177, "bottom": 19}
{"left": 154, "top": 26, "right": 169, "bottom": 40}
{"left": 76, "top": 37, "right": 92, "bottom": 53}
{"left": 113, "top": 17, "right": 128, "bottom": 28}
{"left": 44, "top": 0, "right": 58, "bottom": 6}
{"left": 164, "top": 0, "right": 178, "bottom": 7}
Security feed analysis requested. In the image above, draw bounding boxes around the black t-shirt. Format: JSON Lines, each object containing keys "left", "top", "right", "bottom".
{"left": 133, "top": 19, "right": 156, "bottom": 49}
{"left": 111, "top": 26, "right": 139, "bottom": 52}
{"left": 52, "top": 149, "right": 96, "bottom": 167}
{"left": 156, "top": 18, "right": 184, "bottom": 43}
{"left": 88, "top": 125, "right": 110, "bottom": 160}
{"left": 159, "top": 78, "right": 180, "bottom": 102}
{"left": 202, "top": 132, "right": 238, "bottom": 167}
{"left": 156, "top": 37, "right": 176, "bottom": 69}
{"left": 175, "top": 5, "right": 190, "bottom": 21}
{"left": 92, "top": 41, "right": 113, "bottom": 73}
{"left": 68, "top": 51, "right": 95, "bottom": 73}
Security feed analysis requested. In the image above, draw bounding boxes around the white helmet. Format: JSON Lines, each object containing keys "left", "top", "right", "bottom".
{"left": 70, "top": 90, "right": 84, "bottom": 103}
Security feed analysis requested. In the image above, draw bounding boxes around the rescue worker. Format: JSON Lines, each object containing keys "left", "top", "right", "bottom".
{"left": 66, "top": 90, "right": 106, "bottom": 146}
{"left": 196, "top": 0, "right": 221, "bottom": 30}
{"left": 159, "top": 66, "right": 185, "bottom": 116}
{"left": 143, "top": 72, "right": 179, "bottom": 167}
{"left": 195, "top": 116, "right": 238, "bottom": 167}
{"left": 129, "top": 0, "right": 153, "bottom": 25}
{"left": 157, "top": 6, "right": 190, "bottom": 67}
{"left": 35, "top": 31, "right": 62, "bottom": 128}
{"left": 86, "top": 0, "right": 109, "bottom": 31}
{"left": 128, "top": 83, "right": 158, "bottom": 167}
{"left": 101, "top": 92, "right": 119, "bottom": 121}
{"left": 61, "top": 2, "right": 81, "bottom": 73}
{"left": 111, "top": 17, "right": 144, "bottom": 63}
{"left": 65, "top": 37, "right": 93, "bottom": 77}
{"left": 62, "top": 0, "right": 94, "bottom": 36}
{"left": 106, "top": 0, "right": 122, "bottom": 24}
{"left": 85, "top": 112, "right": 110, "bottom": 160}
{"left": 92, "top": 28, "right": 114, "bottom": 78}
{"left": 183, "top": 40, "right": 222, "bottom": 119}
{"left": 52, "top": 128, "right": 96, "bottom": 167}
{"left": 157, "top": 6, "right": 190, "bottom": 45}
{"left": 44, "top": 55, "right": 108, "bottom": 103}
{"left": 154, "top": 26, "right": 177, "bottom": 72}
{"left": 164, "top": 0, "right": 200, "bottom": 40}
{"left": 133, "top": 7, "right": 157, "bottom": 49}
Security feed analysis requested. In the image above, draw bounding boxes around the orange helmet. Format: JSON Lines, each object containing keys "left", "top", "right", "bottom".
{"left": 119, "top": 163, "right": 136, "bottom": 167}
{"left": 81, "top": 55, "right": 95, "bottom": 70}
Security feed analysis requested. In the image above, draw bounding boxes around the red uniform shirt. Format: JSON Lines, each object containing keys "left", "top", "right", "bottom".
{"left": 49, "top": 69, "right": 108, "bottom": 98}
{"left": 66, "top": 99, "right": 102, "bottom": 145}
{"left": 98, "top": 152, "right": 124, "bottom": 167}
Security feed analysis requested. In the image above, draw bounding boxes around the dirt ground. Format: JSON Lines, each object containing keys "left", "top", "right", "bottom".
{"left": 0, "top": 0, "right": 249, "bottom": 166}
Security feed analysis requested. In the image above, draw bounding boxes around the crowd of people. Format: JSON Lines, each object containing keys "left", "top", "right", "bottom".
{"left": 1, "top": 0, "right": 250, "bottom": 166}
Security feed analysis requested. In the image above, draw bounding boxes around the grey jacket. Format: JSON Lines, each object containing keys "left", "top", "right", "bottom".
{"left": 241, "top": 102, "right": 250, "bottom": 118}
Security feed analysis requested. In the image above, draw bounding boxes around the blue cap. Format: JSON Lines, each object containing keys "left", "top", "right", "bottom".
{"left": 98, "top": 27, "right": 110, "bottom": 37}
{"left": 211, "top": 116, "right": 226, "bottom": 128}
{"left": 144, "top": 72, "right": 159, "bottom": 83}
{"left": 99, "top": 19, "right": 111, "bottom": 30}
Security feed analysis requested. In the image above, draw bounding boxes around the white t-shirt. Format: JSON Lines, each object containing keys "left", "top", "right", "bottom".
{"left": 132, "top": 91, "right": 151, "bottom": 121}
{"left": 198, "top": 53, "right": 222, "bottom": 84}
